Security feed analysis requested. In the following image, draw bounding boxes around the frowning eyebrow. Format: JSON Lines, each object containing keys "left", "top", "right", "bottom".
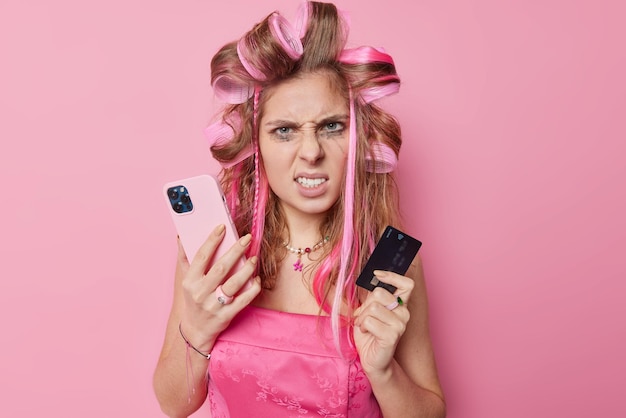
{"left": 263, "top": 114, "right": 349, "bottom": 128}
{"left": 318, "top": 114, "right": 349, "bottom": 126}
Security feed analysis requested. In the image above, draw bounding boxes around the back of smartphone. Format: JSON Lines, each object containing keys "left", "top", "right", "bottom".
{"left": 164, "top": 174, "right": 243, "bottom": 269}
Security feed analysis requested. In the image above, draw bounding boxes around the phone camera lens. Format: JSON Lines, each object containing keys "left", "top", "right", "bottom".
{"left": 174, "top": 202, "right": 184, "bottom": 213}
{"left": 180, "top": 193, "right": 191, "bottom": 205}
{"left": 168, "top": 189, "right": 179, "bottom": 200}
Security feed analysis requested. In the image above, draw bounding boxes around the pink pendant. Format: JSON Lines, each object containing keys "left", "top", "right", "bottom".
{"left": 293, "top": 258, "right": 304, "bottom": 272}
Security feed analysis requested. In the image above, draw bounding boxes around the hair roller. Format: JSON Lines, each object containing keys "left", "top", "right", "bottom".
{"left": 205, "top": 112, "right": 240, "bottom": 148}
{"left": 236, "top": 12, "right": 303, "bottom": 82}
{"left": 365, "top": 141, "right": 398, "bottom": 173}
{"left": 338, "top": 46, "right": 394, "bottom": 66}
{"left": 339, "top": 46, "right": 400, "bottom": 102}
{"left": 212, "top": 74, "right": 255, "bottom": 104}
{"left": 294, "top": 0, "right": 310, "bottom": 39}
{"left": 205, "top": 112, "right": 255, "bottom": 168}
{"left": 268, "top": 13, "right": 303, "bottom": 59}
{"left": 236, "top": 40, "right": 268, "bottom": 81}
{"left": 360, "top": 75, "right": 400, "bottom": 103}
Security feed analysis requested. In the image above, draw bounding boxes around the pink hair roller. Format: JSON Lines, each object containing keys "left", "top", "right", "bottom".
{"left": 236, "top": 40, "right": 268, "bottom": 81}
{"left": 236, "top": 13, "right": 303, "bottom": 82}
{"left": 204, "top": 113, "right": 254, "bottom": 168}
{"left": 360, "top": 75, "right": 400, "bottom": 103}
{"left": 268, "top": 13, "right": 303, "bottom": 60}
{"left": 294, "top": 0, "right": 310, "bottom": 39}
{"left": 365, "top": 141, "right": 398, "bottom": 173}
{"left": 212, "top": 74, "right": 255, "bottom": 104}
{"left": 339, "top": 47, "right": 400, "bottom": 102}
{"left": 338, "top": 46, "right": 395, "bottom": 66}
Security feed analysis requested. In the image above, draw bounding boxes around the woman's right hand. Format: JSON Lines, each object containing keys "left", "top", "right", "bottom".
{"left": 177, "top": 224, "right": 262, "bottom": 353}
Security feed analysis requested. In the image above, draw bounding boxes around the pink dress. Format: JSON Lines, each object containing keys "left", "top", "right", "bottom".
{"left": 207, "top": 305, "right": 382, "bottom": 417}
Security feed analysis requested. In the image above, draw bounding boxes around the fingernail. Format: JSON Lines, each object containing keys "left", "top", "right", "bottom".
{"left": 214, "top": 224, "right": 226, "bottom": 235}
{"left": 249, "top": 255, "right": 258, "bottom": 265}
{"left": 373, "top": 270, "right": 387, "bottom": 277}
{"left": 239, "top": 234, "right": 252, "bottom": 247}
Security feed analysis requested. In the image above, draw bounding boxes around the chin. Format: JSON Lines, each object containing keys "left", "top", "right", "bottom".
{"left": 290, "top": 199, "right": 338, "bottom": 217}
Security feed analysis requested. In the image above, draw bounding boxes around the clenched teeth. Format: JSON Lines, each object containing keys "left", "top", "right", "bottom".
{"left": 296, "top": 177, "right": 327, "bottom": 188}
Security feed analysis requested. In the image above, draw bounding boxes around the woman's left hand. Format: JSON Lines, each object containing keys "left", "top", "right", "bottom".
{"left": 353, "top": 270, "right": 414, "bottom": 378}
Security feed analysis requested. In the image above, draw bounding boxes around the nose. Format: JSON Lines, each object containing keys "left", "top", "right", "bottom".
{"left": 298, "top": 131, "right": 324, "bottom": 164}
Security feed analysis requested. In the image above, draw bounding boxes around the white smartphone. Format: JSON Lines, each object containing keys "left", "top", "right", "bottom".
{"left": 163, "top": 174, "right": 244, "bottom": 270}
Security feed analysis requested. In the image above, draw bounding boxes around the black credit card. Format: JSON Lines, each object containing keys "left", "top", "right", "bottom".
{"left": 356, "top": 226, "right": 422, "bottom": 294}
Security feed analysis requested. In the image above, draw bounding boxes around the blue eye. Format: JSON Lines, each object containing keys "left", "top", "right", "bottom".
{"left": 273, "top": 126, "right": 295, "bottom": 141}
{"left": 320, "top": 121, "right": 344, "bottom": 137}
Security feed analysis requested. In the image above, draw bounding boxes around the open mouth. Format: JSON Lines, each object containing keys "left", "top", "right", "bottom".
{"left": 295, "top": 177, "right": 327, "bottom": 188}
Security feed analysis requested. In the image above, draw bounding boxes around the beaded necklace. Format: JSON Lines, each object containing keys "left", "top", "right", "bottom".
{"left": 284, "top": 236, "right": 330, "bottom": 271}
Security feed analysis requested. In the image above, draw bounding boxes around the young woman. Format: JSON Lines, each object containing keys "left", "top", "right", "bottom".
{"left": 154, "top": 2, "right": 445, "bottom": 417}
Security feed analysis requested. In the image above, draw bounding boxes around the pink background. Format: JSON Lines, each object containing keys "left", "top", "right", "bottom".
{"left": 1, "top": 0, "right": 624, "bottom": 416}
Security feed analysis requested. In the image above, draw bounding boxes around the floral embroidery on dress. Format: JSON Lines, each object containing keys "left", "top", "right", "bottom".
{"left": 312, "top": 372, "right": 348, "bottom": 412}
{"left": 208, "top": 306, "right": 382, "bottom": 417}
{"left": 347, "top": 361, "right": 369, "bottom": 412}
{"left": 316, "top": 409, "right": 346, "bottom": 418}
{"left": 255, "top": 377, "right": 309, "bottom": 414}
{"left": 208, "top": 383, "right": 228, "bottom": 418}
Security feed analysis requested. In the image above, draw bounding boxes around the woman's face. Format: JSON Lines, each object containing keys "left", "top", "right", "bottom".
{"left": 259, "top": 71, "right": 349, "bottom": 220}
